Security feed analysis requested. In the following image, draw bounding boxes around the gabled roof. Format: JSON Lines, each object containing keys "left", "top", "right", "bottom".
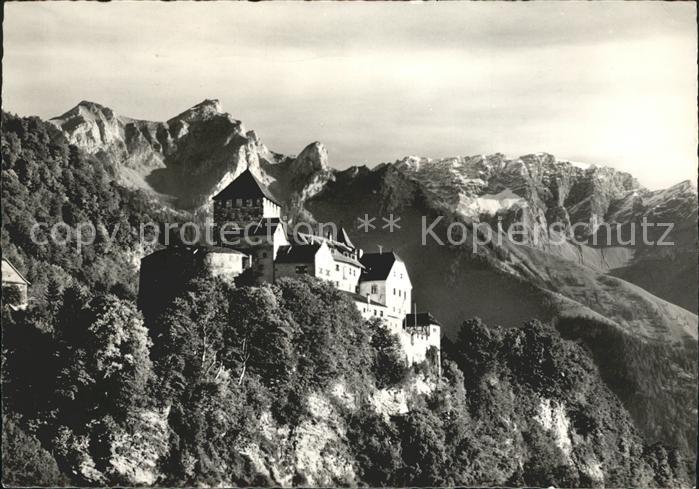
{"left": 359, "top": 251, "right": 402, "bottom": 281}
{"left": 1, "top": 258, "right": 30, "bottom": 285}
{"left": 403, "top": 312, "right": 442, "bottom": 327}
{"left": 275, "top": 244, "right": 322, "bottom": 264}
{"left": 212, "top": 169, "right": 280, "bottom": 205}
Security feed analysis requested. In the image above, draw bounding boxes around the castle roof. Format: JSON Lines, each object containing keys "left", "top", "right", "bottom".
{"left": 275, "top": 244, "right": 322, "bottom": 264}
{"left": 1, "top": 258, "right": 30, "bottom": 285}
{"left": 359, "top": 251, "right": 402, "bottom": 281}
{"left": 212, "top": 169, "right": 280, "bottom": 205}
{"left": 403, "top": 312, "right": 442, "bottom": 328}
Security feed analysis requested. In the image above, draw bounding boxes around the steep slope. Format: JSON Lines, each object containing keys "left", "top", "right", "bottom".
{"left": 606, "top": 180, "right": 698, "bottom": 312}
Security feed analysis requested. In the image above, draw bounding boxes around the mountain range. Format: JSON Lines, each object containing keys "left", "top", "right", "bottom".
{"left": 49, "top": 99, "right": 698, "bottom": 320}
{"left": 48, "top": 99, "right": 698, "bottom": 453}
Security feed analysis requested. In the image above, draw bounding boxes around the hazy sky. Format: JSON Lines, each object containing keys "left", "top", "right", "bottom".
{"left": 3, "top": 2, "right": 697, "bottom": 189}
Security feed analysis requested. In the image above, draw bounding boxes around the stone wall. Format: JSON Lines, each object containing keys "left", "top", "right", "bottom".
{"left": 354, "top": 298, "right": 389, "bottom": 323}
{"left": 138, "top": 247, "right": 248, "bottom": 321}
{"left": 204, "top": 252, "right": 248, "bottom": 285}
{"left": 400, "top": 325, "right": 441, "bottom": 372}
{"left": 214, "top": 198, "right": 265, "bottom": 236}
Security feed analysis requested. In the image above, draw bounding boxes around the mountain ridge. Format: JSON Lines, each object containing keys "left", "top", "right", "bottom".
{"left": 4, "top": 103, "right": 698, "bottom": 469}
{"left": 46, "top": 99, "right": 698, "bottom": 319}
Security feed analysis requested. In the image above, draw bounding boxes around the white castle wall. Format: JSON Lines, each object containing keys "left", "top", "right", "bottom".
{"left": 358, "top": 260, "right": 412, "bottom": 318}
{"left": 400, "top": 325, "right": 441, "bottom": 371}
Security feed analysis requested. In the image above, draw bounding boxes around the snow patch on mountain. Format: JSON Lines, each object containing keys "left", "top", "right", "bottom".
{"left": 460, "top": 189, "right": 528, "bottom": 216}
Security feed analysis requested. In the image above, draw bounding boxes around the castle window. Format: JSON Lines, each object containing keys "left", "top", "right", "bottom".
{"left": 335, "top": 264, "right": 339, "bottom": 272}
{"left": 246, "top": 199, "right": 253, "bottom": 207}
{"left": 380, "top": 311, "right": 384, "bottom": 317}
{"left": 295, "top": 265, "right": 308, "bottom": 274}
{"left": 226, "top": 200, "right": 232, "bottom": 208}
{"left": 393, "top": 288, "right": 396, "bottom": 295}
{"left": 371, "top": 284, "right": 378, "bottom": 294}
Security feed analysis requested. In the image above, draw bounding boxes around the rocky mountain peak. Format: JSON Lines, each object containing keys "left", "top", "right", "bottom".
{"left": 293, "top": 141, "right": 329, "bottom": 175}
{"left": 52, "top": 100, "right": 114, "bottom": 124}
{"left": 49, "top": 100, "right": 127, "bottom": 154}
{"left": 245, "top": 130, "right": 262, "bottom": 146}
{"left": 168, "top": 98, "right": 226, "bottom": 125}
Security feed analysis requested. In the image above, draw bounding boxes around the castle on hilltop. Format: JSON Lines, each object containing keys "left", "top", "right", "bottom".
{"left": 138, "top": 169, "right": 441, "bottom": 369}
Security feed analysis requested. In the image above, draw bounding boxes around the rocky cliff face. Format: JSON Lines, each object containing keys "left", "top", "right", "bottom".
{"left": 50, "top": 100, "right": 330, "bottom": 211}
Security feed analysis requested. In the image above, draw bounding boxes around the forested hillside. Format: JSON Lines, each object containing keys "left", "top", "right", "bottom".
{"left": 3, "top": 275, "right": 692, "bottom": 486}
{"left": 1, "top": 110, "right": 694, "bottom": 487}
{"left": 1, "top": 111, "right": 177, "bottom": 307}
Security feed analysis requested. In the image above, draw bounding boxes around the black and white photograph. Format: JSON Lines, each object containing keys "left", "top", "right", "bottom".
{"left": 1, "top": 2, "right": 697, "bottom": 487}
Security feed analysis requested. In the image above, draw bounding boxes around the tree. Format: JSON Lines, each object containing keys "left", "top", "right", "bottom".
{"left": 273, "top": 277, "right": 372, "bottom": 393}
{"left": 2, "top": 415, "right": 68, "bottom": 486}
{"left": 396, "top": 408, "right": 448, "bottom": 486}
{"left": 149, "top": 277, "right": 231, "bottom": 402}
{"left": 84, "top": 295, "right": 154, "bottom": 417}
{"left": 521, "top": 425, "right": 579, "bottom": 487}
{"left": 2, "top": 316, "right": 58, "bottom": 422}
{"left": 45, "top": 277, "right": 63, "bottom": 319}
{"left": 368, "top": 319, "right": 409, "bottom": 388}
{"left": 227, "top": 285, "right": 298, "bottom": 390}
{"left": 450, "top": 317, "right": 501, "bottom": 386}
{"left": 2, "top": 285, "right": 22, "bottom": 307}
{"left": 346, "top": 405, "right": 402, "bottom": 486}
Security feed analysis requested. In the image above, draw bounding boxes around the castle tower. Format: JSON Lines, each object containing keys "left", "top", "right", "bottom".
{"left": 212, "top": 169, "right": 282, "bottom": 239}
{"left": 211, "top": 169, "right": 286, "bottom": 283}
